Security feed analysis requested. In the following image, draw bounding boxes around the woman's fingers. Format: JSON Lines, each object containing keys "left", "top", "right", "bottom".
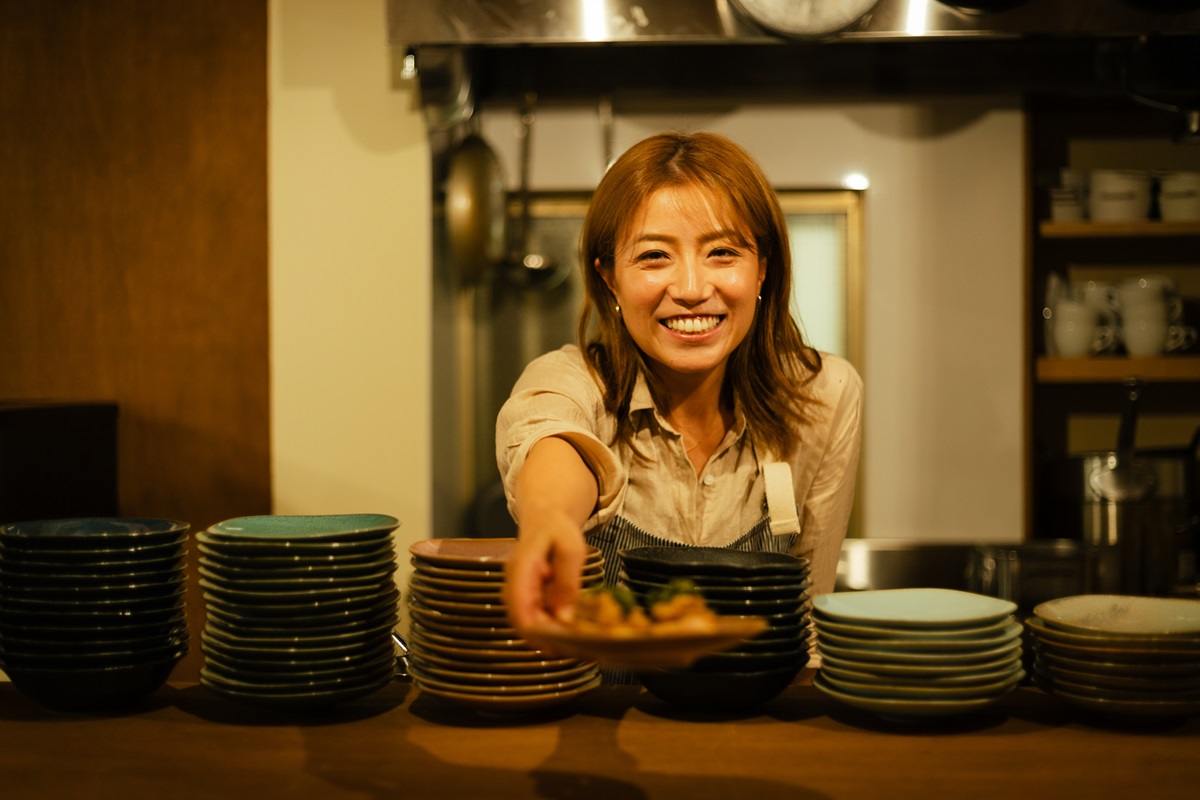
{"left": 545, "top": 535, "right": 586, "bottom": 624}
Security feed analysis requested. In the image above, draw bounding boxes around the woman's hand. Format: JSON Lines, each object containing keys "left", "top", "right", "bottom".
{"left": 505, "top": 509, "right": 588, "bottom": 634}
{"left": 503, "top": 437, "right": 599, "bottom": 642}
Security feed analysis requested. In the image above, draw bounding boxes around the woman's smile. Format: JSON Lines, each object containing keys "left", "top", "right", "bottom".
{"left": 662, "top": 314, "right": 724, "bottom": 335}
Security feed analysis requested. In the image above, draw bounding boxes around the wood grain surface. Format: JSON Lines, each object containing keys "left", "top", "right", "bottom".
{"left": 0, "top": 1, "right": 271, "bottom": 681}
{"left": 0, "top": 678, "right": 1196, "bottom": 800}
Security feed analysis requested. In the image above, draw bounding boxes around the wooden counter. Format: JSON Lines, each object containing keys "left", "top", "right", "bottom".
{"left": 1, "top": 674, "right": 1196, "bottom": 800}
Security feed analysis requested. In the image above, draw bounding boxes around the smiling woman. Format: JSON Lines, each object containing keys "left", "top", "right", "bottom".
{"left": 599, "top": 183, "right": 765, "bottom": 394}
{"left": 495, "top": 133, "right": 863, "bottom": 665}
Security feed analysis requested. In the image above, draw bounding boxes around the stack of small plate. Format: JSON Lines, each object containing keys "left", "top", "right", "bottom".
{"left": 813, "top": 588, "right": 1024, "bottom": 721}
{"left": 619, "top": 546, "right": 812, "bottom": 712}
{"left": 197, "top": 514, "right": 401, "bottom": 710}
{"left": 0, "top": 517, "right": 190, "bottom": 713}
{"left": 1028, "top": 594, "right": 1200, "bottom": 717}
{"left": 406, "top": 538, "right": 602, "bottom": 713}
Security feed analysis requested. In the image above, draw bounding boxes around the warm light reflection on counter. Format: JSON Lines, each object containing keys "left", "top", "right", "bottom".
{"left": 905, "top": 0, "right": 930, "bottom": 37}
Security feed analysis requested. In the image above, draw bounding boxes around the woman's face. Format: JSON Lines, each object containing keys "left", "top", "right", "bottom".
{"left": 600, "top": 184, "right": 766, "bottom": 385}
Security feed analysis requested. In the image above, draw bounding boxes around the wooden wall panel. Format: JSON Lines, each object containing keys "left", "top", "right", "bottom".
{"left": 0, "top": 1, "right": 270, "bottom": 680}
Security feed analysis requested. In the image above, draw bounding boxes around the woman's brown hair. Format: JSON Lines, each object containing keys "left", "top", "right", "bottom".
{"left": 577, "top": 131, "right": 823, "bottom": 460}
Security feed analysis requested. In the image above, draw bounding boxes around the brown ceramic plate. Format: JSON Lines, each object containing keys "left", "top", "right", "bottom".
{"left": 409, "top": 538, "right": 602, "bottom": 570}
{"left": 528, "top": 615, "right": 768, "bottom": 669}
{"left": 415, "top": 674, "right": 601, "bottom": 713}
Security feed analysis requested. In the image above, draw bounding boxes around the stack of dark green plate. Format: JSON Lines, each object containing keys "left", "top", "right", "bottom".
{"left": 0, "top": 517, "right": 189, "bottom": 713}
{"left": 619, "top": 546, "right": 812, "bottom": 712}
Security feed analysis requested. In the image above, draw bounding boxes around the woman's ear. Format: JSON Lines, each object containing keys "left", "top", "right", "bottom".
{"left": 596, "top": 257, "right": 617, "bottom": 297}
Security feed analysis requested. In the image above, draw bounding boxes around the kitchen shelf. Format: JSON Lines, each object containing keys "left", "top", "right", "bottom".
{"left": 1040, "top": 220, "right": 1200, "bottom": 238}
{"left": 1037, "top": 356, "right": 1200, "bottom": 383}
{"left": 1024, "top": 97, "right": 1200, "bottom": 543}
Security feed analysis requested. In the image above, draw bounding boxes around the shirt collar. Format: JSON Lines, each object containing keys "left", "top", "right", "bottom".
{"left": 630, "top": 369, "right": 751, "bottom": 444}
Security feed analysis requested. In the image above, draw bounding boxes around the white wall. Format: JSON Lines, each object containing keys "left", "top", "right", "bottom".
{"left": 270, "top": 0, "right": 432, "bottom": 604}
{"left": 272, "top": 0, "right": 1025, "bottom": 545}
{"left": 483, "top": 100, "right": 1026, "bottom": 543}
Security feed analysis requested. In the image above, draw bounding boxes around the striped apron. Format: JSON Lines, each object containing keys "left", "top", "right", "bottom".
{"left": 587, "top": 461, "right": 801, "bottom": 683}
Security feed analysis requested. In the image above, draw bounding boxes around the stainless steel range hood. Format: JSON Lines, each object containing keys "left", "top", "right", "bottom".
{"left": 387, "top": 0, "right": 1200, "bottom": 45}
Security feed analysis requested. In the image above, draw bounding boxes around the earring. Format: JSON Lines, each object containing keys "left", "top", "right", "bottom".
{"left": 615, "top": 304, "right": 621, "bottom": 313}
{"left": 757, "top": 294, "right": 762, "bottom": 302}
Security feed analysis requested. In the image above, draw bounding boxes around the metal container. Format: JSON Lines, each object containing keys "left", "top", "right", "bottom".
{"left": 969, "top": 539, "right": 1090, "bottom": 614}
{"left": 1047, "top": 447, "right": 1199, "bottom": 596}
{"left": 835, "top": 539, "right": 978, "bottom": 593}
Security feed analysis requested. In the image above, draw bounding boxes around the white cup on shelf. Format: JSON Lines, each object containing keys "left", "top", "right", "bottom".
{"left": 1088, "top": 169, "right": 1152, "bottom": 222}
{"left": 1050, "top": 189, "right": 1084, "bottom": 222}
{"left": 1052, "top": 300, "right": 1115, "bottom": 358}
{"left": 1070, "top": 280, "right": 1119, "bottom": 352}
{"left": 1115, "top": 275, "right": 1183, "bottom": 323}
{"left": 1123, "top": 302, "right": 1198, "bottom": 355}
{"left": 1158, "top": 171, "right": 1200, "bottom": 221}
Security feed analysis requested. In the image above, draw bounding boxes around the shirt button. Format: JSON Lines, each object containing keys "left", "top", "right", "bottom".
{"left": 703, "top": 475, "right": 715, "bottom": 487}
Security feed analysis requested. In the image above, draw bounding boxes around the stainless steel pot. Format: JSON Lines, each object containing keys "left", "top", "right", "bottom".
{"left": 1047, "top": 438, "right": 1199, "bottom": 596}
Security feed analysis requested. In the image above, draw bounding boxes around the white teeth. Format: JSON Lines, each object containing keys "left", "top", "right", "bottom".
{"left": 664, "top": 316, "right": 720, "bottom": 334}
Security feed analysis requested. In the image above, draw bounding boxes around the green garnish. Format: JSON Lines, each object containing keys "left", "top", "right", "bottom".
{"left": 646, "top": 577, "right": 702, "bottom": 608}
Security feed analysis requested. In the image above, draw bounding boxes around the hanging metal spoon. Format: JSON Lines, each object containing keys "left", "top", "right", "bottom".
{"left": 502, "top": 91, "right": 565, "bottom": 290}
{"left": 1090, "top": 377, "right": 1157, "bottom": 503}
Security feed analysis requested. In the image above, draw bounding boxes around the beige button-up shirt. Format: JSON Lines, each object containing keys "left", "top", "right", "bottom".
{"left": 496, "top": 345, "right": 863, "bottom": 595}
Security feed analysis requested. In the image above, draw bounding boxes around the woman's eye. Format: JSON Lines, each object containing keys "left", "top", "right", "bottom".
{"left": 636, "top": 250, "right": 669, "bottom": 263}
{"left": 709, "top": 247, "right": 739, "bottom": 259}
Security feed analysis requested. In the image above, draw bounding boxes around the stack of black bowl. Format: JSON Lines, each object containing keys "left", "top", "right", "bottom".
{"left": 618, "top": 546, "right": 812, "bottom": 713}
{"left": 0, "top": 518, "right": 190, "bottom": 713}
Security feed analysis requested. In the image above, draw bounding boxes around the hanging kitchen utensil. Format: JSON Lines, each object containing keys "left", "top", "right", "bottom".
{"left": 1090, "top": 377, "right": 1157, "bottom": 503}
{"left": 599, "top": 93, "right": 615, "bottom": 174}
{"left": 444, "top": 120, "right": 507, "bottom": 283}
{"left": 729, "top": 0, "right": 882, "bottom": 39}
{"left": 502, "top": 91, "right": 566, "bottom": 290}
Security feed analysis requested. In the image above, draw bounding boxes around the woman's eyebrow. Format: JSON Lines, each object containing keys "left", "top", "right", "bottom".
{"left": 630, "top": 228, "right": 741, "bottom": 245}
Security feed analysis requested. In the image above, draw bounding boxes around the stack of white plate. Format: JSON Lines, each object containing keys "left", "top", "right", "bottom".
{"left": 197, "top": 514, "right": 401, "bottom": 711}
{"left": 0, "top": 517, "right": 190, "bottom": 713}
{"left": 1028, "top": 594, "right": 1200, "bottom": 718}
{"left": 406, "top": 538, "right": 602, "bottom": 713}
{"left": 812, "top": 588, "right": 1024, "bottom": 721}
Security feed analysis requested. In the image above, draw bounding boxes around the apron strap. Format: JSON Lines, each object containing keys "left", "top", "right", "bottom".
{"left": 763, "top": 462, "right": 801, "bottom": 537}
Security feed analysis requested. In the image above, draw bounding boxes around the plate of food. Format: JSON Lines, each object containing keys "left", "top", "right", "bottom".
{"left": 528, "top": 582, "right": 768, "bottom": 669}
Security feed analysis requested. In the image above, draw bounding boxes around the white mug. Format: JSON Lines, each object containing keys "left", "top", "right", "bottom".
{"left": 1053, "top": 300, "right": 1115, "bottom": 358}
{"left": 1159, "top": 171, "right": 1200, "bottom": 221}
{"left": 1069, "top": 280, "right": 1118, "bottom": 351}
{"left": 1123, "top": 304, "right": 1198, "bottom": 355}
{"left": 1089, "top": 169, "right": 1151, "bottom": 222}
{"left": 1050, "top": 189, "right": 1084, "bottom": 222}
{"left": 1073, "top": 279, "right": 1118, "bottom": 316}
{"left": 1115, "top": 275, "right": 1183, "bottom": 323}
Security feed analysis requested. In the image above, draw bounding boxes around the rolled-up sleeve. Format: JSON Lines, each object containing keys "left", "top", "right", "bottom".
{"left": 794, "top": 356, "right": 864, "bottom": 597}
{"left": 495, "top": 347, "right": 626, "bottom": 530}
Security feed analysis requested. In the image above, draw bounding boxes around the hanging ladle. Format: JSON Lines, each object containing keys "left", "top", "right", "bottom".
{"left": 1090, "top": 377, "right": 1157, "bottom": 503}
{"left": 502, "top": 91, "right": 565, "bottom": 290}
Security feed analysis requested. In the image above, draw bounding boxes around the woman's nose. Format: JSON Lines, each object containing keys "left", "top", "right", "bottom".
{"left": 669, "top": 259, "right": 708, "bottom": 302}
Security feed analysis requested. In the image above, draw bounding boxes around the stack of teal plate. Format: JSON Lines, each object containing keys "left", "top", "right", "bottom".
{"left": 197, "top": 514, "right": 401, "bottom": 710}
{"left": 406, "top": 537, "right": 602, "bottom": 714}
{"left": 1028, "top": 594, "right": 1200, "bottom": 718}
{"left": 812, "top": 588, "right": 1023, "bottom": 721}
